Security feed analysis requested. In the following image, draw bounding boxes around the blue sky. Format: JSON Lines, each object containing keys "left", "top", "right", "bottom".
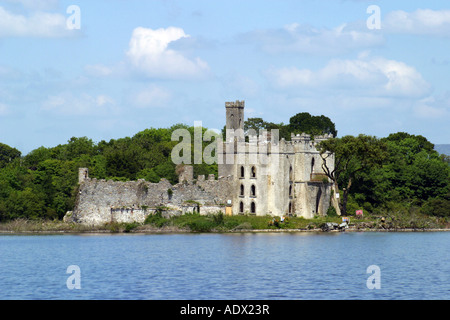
{"left": 0, "top": 0, "right": 449, "bottom": 154}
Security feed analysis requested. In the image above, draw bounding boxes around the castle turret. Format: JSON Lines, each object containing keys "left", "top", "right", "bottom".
{"left": 218, "top": 100, "right": 245, "bottom": 179}
{"left": 177, "top": 165, "right": 194, "bottom": 183}
{"left": 78, "top": 168, "right": 89, "bottom": 184}
{"left": 225, "top": 100, "right": 244, "bottom": 131}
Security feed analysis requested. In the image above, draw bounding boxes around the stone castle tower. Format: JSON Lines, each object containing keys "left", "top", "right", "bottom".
{"left": 69, "top": 100, "right": 336, "bottom": 225}
{"left": 225, "top": 100, "right": 245, "bottom": 137}
{"left": 218, "top": 100, "right": 335, "bottom": 218}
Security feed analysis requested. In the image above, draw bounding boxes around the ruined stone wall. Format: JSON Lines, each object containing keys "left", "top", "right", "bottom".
{"left": 70, "top": 176, "right": 234, "bottom": 225}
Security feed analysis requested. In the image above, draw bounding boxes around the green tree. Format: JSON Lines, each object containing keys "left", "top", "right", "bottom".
{"left": 289, "top": 113, "right": 337, "bottom": 137}
{"left": 4, "top": 188, "right": 47, "bottom": 220}
{"left": 244, "top": 118, "right": 280, "bottom": 133}
{"left": 23, "top": 146, "right": 51, "bottom": 168}
{"left": 345, "top": 132, "right": 449, "bottom": 212}
{"left": 318, "top": 134, "right": 388, "bottom": 215}
{"left": 65, "top": 137, "right": 96, "bottom": 159}
{"left": 0, "top": 143, "right": 21, "bottom": 169}
{"left": 421, "top": 193, "right": 450, "bottom": 217}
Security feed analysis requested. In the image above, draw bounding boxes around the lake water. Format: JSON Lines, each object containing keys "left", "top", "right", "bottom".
{"left": 0, "top": 232, "right": 448, "bottom": 300}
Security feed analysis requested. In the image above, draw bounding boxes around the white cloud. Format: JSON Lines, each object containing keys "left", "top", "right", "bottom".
{"left": 414, "top": 96, "right": 450, "bottom": 119}
{"left": 126, "top": 27, "right": 210, "bottom": 79}
{"left": 42, "top": 92, "right": 118, "bottom": 116}
{"left": 0, "top": 6, "right": 73, "bottom": 38}
{"left": 265, "top": 56, "right": 431, "bottom": 98}
{"left": 384, "top": 9, "right": 450, "bottom": 36}
{"left": 96, "top": 95, "right": 115, "bottom": 107}
{"left": 414, "top": 104, "right": 448, "bottom": 119}
{"left": 4, "top": 0, "right": 59, "bottom": 11}
{"left": 84, "top": 65, "right": 114, "bottom": 77}
{"left": 131, "top": 85, "right": 171, "bottom": 108}
{"left": 240, "top": 9, "right": 450, "bottom": 57}
{"left": 241, "top": 22, "right": 384, "bottom": 55}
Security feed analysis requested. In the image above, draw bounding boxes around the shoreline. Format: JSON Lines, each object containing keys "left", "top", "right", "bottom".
{"left": 0, "top": 226, "right": 449, "bottom": 235}
{"left": 1, "top": 217, "right": 448, "bottom": 235}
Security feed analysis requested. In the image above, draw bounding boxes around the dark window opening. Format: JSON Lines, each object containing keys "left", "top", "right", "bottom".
{"left": 251, "top": 166, "right": 256, "bottom": 178}
{"left": 250, "top": 202, "right": 256, "bottom": 214}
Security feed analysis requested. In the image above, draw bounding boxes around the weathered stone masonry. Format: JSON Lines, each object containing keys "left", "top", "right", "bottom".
{"left": 67, "top": 100, "right": 336, "bottom": 225}
{"left": 68, "top": 170, "right": 234, "bottom": 225}
{"left": 219, "top": 100, "right": 335, "bottom": 219}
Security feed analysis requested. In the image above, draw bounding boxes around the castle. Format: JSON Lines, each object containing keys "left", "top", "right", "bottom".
{"left": 66, "top": 101, "right": 335, "bottom": 225}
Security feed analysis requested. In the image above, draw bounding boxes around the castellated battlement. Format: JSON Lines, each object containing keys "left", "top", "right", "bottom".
{"left": 225, "top": 100, "right": 245, "bottom": 108}
{"left": 290, "top": 132, "right": 334, "bottom": 142}
{"left": 283, "top": 132, "right": 334, "bottom": 153}
{"left": 219, "top": 131, "right": 333, "bottom": 156}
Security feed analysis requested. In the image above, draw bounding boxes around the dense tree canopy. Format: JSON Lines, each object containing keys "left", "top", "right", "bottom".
{"left": 0, "top": 125, "right": 216, "bottom": 222}
{"left": 289, "top": 112, "right": 337, "bottom": 137}
{"left": 0, "top": 112, "right": 448, "bottom": 222}
{"left": 319, "top": 132, "right": 450, "bottom": 216}
{"left": 318, "top": 134, "right": 388, "bottom": 215}
{"left": 242, "top": 112, "right": 336, "bottom": 141}
{"left": 0, "top": 143, "right": 21, "bottom": 169}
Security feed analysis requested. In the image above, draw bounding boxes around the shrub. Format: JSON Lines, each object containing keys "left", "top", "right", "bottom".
{"left": 420, "top": 195, "right": 450, "bottom": 218}
{"left": 105, "top": 222, "right": 120, "bottom": 233}
{"left": 124, "top": 222, "right": 139, "bottom": 233}
{"left": 144, "top": 211, "right": 167, "bottom": 228}
{"left": 223, "top": 220, "right": 240, "bottom": 229}
{"left": 187, "top": 219, "right": 216, "bottom": 232}
{"left": 326, "top": 205, "right": 337, "bottom": 217}
{"left": 212, "top": 212, "right": 224, "bottom": 225}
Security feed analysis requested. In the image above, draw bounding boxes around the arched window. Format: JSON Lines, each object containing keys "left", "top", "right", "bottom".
{"left": 240, "top": 184, "right": 244, "bottom": 196}
{"left": 311, "top": 157, "right": 315, "bottom": 174}
{"left": 239, "top": 201, "right": 244, "bottom": 213}
{"left": 289, "top": 201, "right": 292, "bottom": 214}
{"left": 250, "top": 201, "right": 256, "bottom": 214}
{"left": 240, "top": 166, "right": 245, "bottom": 178}
{"left": 289, "top": 184, "right": 293, "bottom": 197}
{"left": 251, "top": 166, "right": 256, "bottom": 178}
{"left": 289, "top": 166, "right": 293, "bottom": 181}
{"left": 250, "top": 185, "right": 256, "bottom": 197}
{"left": 316, "top": 187, "right": 322, "bottom": 214}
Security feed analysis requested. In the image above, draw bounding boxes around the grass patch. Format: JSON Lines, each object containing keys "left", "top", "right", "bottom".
{"left": 144, "top": 213, "right": 345, "bottom": 232}
{"left": 0, "top": 218, "right": 110, "bottom": 233}
{"left": 1, "top": 211, "right": 447, "bottom": 234}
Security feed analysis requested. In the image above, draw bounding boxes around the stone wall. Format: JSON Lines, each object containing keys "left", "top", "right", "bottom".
{"left": 69, "top": 175, "right": 233, "bottom": 225}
